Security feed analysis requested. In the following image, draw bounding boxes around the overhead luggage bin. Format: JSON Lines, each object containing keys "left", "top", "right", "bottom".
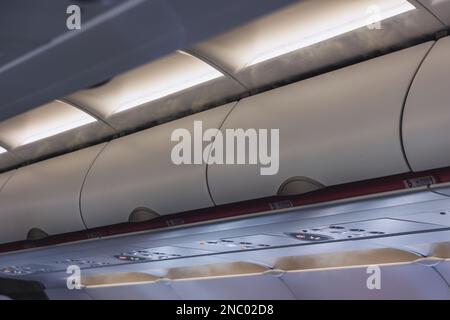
{"left": 84, "top": 281, "right": 180, "bottom": 300}
{"left": 166, "top": 262, "right": 293, "bottom": 300}
{"left": 0, "top": 144, "right": 106, "bottom": 244}
{"left": 80, "top": 103, "right": 235, "bottom": 229}
{"left": 281, "top": 263, "right": 450, "bottom": 300}
{"left": 82, "top": 263, "right": 291, "bottom": 300}
{"left": 429, "top": 242, "right": 450, "bottom": 285}
{"left": 170, "top": 273, "right": 294, "bottom": 300}
{"left": 403, "top": 36, "right": 450, "bottom": 172}
{"left": 276, "top": 248, "right": 450, "bottom": 299}
{"left": 0, "top": 171, "right": 14, "bottom": 193}
{"left": 66, "top": 249, "right": 450, "bottom": 300}
{"left": 207, "top": 42, "right": 434, "bottom": 205}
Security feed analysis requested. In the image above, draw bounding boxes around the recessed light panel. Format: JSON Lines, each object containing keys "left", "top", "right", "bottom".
{"left": 67, "top": 51, "right": 223, "bottom": 117}
{"left": 0, "top": 100, "right": 96, "bottom": 148}
{"left": 115, "top": 52, "right": 223, "bottom": 114}
{"left": 194, "top": 0, "right": 417, "bottom": 71}
{"left": 247, "top": 0, "right": 415, "bottom": 66}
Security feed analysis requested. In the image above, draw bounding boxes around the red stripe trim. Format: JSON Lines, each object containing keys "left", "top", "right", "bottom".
{"left": 1, "top": 167, "right": 450, "bottom": 254}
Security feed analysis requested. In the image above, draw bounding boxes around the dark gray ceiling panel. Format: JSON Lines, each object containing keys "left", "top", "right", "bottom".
{"left": 0, "top": 0, "right": 297, "bottom": 122}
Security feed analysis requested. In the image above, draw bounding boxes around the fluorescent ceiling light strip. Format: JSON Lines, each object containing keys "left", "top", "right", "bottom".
{"left": 115, "top": 69, "right": 223, "bottom": 114}
{"left": 21, "top": 114, "right": 97, "bottom": 146}
{"left": 0, "top": 146, "right": 7, "bottom": 154}
{"left": 249, "top": 1, "right": 415, "bottom": 66}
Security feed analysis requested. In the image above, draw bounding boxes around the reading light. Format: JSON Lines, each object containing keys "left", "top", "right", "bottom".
{"left": 113, "top": 52, "right": 223, "bottom": 114}
{"left": 0, "top": 146, "right": 7, "bottom": 154}
{"left": 248, "top": 0, "right": 415, "bottom": 66}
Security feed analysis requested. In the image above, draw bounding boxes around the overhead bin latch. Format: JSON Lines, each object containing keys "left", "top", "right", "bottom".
{"left": 26, "top": 228, "right": 49, "bottom": 241}
{"left": 128, "top": 207, "right": 160, "bottom": 223}
{"left": 277, "top": 176, "right": 324, "bottom": 196}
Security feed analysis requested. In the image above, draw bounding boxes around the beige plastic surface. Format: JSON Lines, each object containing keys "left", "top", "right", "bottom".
{"left": 208, "top": 42, "right": 433, "bottom": 205}
{"left": 0, "top": 144, "right": 105, "bottom": 244}
{"left": 80, "top": 103, "right": 235, "bottom": 228}
{"left": 403, "top": 36, "right": 450, "bottom": 171}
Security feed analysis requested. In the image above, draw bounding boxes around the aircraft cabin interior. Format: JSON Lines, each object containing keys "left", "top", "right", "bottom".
{"left": 1, "top": 0, "right": 450, "bottom": 303}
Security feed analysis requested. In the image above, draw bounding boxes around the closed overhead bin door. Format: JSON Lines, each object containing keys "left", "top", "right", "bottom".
{"left": 0, "top": 171, "right": 14, "bottom": 192}
{"left": 208, "top": 42, "right": 434, "bottom": 205}
{"left": 0, "top": 144, "right": 105, "bottom": 244}
{"left": 81, "top": 103, "right": 235, "bottom": 229}
{"left": 282, "top": 263, "right": 450, "bottom": 300}
{"left": 170, "top": 274, "right": 294, "bottom": 300}
{"left": 403, "top": 36, "right": 450, "bottom": 172}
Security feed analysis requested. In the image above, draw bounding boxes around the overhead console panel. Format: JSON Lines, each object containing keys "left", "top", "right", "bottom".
{"left": 80, "top": 103, "right": 235, "bottom": 229}
{"left": 0, "top": 144, "right": 106, "bottom": 244}
{"left": 207, "top": 42, "right": 434, "bottom": 205}
{"left": 403, "top": 36, "right": 450, "bottom": 172}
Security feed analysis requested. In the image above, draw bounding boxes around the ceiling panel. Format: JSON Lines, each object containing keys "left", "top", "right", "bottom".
{"left": 0, "top": 0, "right": 124, "bottom": 68}
{"left": 171, "top": 273, "right": 294, "bottom": 300}
{"left": 429, "top": 242, "right": 450, "bottom": 284}
{"left": 45, "top": 288, "right": 92, "bottom": 300}
{"left": 43, "top": 247, "right": 450, "bottom": 299}
{"left": 85, "top": 281, "right": 180, "bottom": 300}
{"left": 191, "top": 0, "right": 444, "bottom": 90}
{"left": 435, "top": 261, "right": 450, "bottom": 284}
{"left": 1, "top": 0, "right": 296, "bottom": 123}
{"left": 59, "top": 263, "right": 450, "bottom": 299}
{"left": 282, "top": 263, "right": 450, "bottom": 299}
